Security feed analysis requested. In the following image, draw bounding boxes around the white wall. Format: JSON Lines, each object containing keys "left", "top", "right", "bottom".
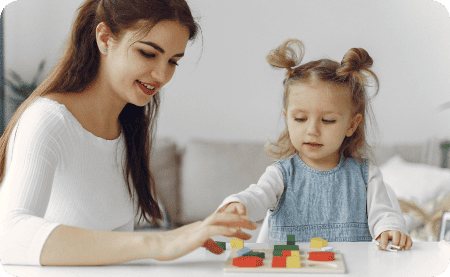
{"left": 3, "top": 0, "right": 450, "bottom": 147}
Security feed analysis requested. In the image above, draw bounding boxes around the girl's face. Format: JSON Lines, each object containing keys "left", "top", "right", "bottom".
{"left": 99, "top": 20, "right": 190, "bottom": 106}
{"left": 283, "top": 82, "right": 362, "bottom": 171}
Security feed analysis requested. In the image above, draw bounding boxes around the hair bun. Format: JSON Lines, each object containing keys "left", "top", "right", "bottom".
{"left": 337, "top": 48, "right": 373, "bottom": 78}
{"left": 266, "top": 39, "right": 305, "bottom": 77}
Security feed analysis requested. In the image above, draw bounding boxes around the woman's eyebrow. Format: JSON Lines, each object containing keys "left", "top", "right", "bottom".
{"left": 138, "top": 41, "right": 184, "bottom": 57}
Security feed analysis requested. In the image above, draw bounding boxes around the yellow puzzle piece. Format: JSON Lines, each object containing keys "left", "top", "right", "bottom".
{"left": 286, "top": 256, "right": 301, "bottom": 268}
{"left": 310, "top": 237, "right": 327, "bottom": 249}
{"left": 230, "top": 238, "right": 244, "bottom": 249}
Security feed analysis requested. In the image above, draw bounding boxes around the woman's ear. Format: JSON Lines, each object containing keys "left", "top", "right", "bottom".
{"left": 96, "top": 22, "right": 111, "bottom": 54}
{"left": 346, "top": 113, "right": 362, "bottom": 137}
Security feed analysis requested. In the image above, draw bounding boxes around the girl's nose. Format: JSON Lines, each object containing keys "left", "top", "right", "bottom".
{"left": 306, "top": 120, "right": 320, "bottom": 136}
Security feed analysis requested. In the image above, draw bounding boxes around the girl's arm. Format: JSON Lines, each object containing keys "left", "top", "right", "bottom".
{"left": 216, "top": 165, "right": 284, "bottom": 222}
{"left": 366, "top": 161, "right": 410, "bottom": 241}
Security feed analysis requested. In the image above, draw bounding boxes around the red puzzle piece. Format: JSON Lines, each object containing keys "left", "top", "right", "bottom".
{"left": 233, "top": 256, "right": 264, "bottom": 267}
{"left": 308, "top": 251, "right": 335, "bottom": 261}
{"left": 272, "top": 256, "right": 286, "bottom": 267}
{"left": 282, "top": 250, "right": 291, "bottom": 257}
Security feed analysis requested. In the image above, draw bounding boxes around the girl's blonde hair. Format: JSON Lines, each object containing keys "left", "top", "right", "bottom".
{"left": 265, "top": 39, "right": 379, "bottom": 162}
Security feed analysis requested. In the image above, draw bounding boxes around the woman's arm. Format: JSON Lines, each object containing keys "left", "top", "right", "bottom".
{"left": 41, "top": 212, "right": 257, "bottom": 265}
{"left": 40, "top": 225, "right": 153, "bottom": 265}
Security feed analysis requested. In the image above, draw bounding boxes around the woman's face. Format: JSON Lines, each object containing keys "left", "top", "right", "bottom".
{"left": 101, "top": 20, "right": 190, "bottom": 106}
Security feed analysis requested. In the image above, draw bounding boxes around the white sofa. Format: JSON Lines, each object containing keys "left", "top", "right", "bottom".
{"left": 139, "top": 138, "right": 450, "bottom": 243}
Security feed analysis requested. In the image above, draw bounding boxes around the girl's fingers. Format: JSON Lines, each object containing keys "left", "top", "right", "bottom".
{"left": 405, "top": 235, "right": 413, "bottom": 250}
{"left": 380, "top": 231, "right": 390, "bottom": 250}
{"left": 398, "top": 232, "right": 407, "bottom": 250}
{"left": 207, "top": 213, "right": 257, "bottom": 230}
{"left": 391, "top": 231, "right": 401, "bottom": 249}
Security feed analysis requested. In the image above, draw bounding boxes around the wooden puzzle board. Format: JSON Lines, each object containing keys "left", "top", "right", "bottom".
{"left": 224, "top": 249, "right": 346, "bottom": 273}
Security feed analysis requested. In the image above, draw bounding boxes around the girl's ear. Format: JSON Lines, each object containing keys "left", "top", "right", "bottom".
{"left": 346, "top": 113, "right": 362, "bottom": 137}
{"left": 96, "top": 22, "right": 112, "bottom": 55}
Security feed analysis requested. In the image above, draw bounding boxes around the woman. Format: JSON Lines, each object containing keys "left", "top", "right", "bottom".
{"left": 0, "top": 0, "right": 256, "bottom": 266}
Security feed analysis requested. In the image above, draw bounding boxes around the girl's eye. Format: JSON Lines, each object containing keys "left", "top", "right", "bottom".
{"left": 169, "top": 60, "right": 179, "bottom": 66}
{"left": 294, "top": 118, "right": 306, "bottom": 122}
{"left": 322, "top": 119, "right": 336, "bottom": 124}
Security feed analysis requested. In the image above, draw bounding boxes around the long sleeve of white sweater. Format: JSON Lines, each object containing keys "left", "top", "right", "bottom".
{"left": 217, "top": 161, "right": 407, "bottom": 240}
{"left": 0, "top": 97, "right": 135, "bottom": 265}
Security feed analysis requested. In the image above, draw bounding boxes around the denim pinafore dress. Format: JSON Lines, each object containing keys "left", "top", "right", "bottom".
{"left": 267, "top": 154, "right": 373, "bottom": 243}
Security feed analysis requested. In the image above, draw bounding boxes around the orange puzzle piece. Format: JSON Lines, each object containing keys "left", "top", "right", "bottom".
{"left": 233, "top": 256, "right": 264, "bottom": 267}
{"left": 282, "top": 250, "right": 291, "bottom": 257}
{"left": 272, "top": 256, "right": 286, "bottom": 267}
{"left": 308, "top": 251, "right": 335, "bottom": 261}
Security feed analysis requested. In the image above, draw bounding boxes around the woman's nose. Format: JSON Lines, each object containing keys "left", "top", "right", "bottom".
{"left": 150, "top": 62, "right": 167, "bottom": 83}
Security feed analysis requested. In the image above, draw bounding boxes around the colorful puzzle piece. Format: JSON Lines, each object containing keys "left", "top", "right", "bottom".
{"left": 273, "top": 249, "right": 282, "bottom": 256}
{"left": 321, "top": 246, "right": 333, "bottom": 252}
{"left": 287, "top": 235, "right": 295, "bottom": 245}
{"left": 291, "top": 250, "right": 300, "bottom": 257}
{"left": 271, "top": 256, "right": 286, "bottom": 267}
{"left": 308, "top": 251, "right": 335, "bottom": 261}
{"left": 286, "top": 256, "right": 301, "bottom": 268}
{"left": 230, "top": 238, "right": 244, "bottom": 249}
{"left": 215, "top": 241, "right": 226, "bottom": 251}
{"left": 282, "top": 250, "right": 291, "bottom": 257}
{"left": 233, "top": 256, "right": 264, "bottom": 267}
{"left": 238, "top": 247, "right": 252, "bottom": 257}
{"left": 274, "top": 244, "right": 300, "bottom": 250}
{"left": 243, "top": 251, "right": 265, "bottom": 259}
{"left": 310, "top": 237, "right": 328, "bottom": 249}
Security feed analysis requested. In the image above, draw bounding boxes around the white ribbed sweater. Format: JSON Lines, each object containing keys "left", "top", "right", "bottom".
{"left": 0, "top": 97, "right": 135, "bottom": 265}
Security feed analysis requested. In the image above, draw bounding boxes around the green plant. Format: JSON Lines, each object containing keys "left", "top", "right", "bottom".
{"left": 6, "top": 60, "right": 45, "bottom": 107}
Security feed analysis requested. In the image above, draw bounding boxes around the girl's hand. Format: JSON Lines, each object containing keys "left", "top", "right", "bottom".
{"left": 216, "top": 202, "right": 247, "bottom": 216}
{"left": 151, "top": 212, "right": 257, "bottom": 261}
{"left": 375, "top": 230, "right": 413, "bottom": 251}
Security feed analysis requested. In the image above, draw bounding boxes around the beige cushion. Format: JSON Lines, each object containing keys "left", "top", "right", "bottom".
{"left": 179, "top": 140, "right": 273, "bottom": 223}
{"left": 150, "top": 138, "right": 180, "bottom": 223}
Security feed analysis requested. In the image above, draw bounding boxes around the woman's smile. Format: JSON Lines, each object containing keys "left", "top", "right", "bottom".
{"left": 136, "top": 80, "right": 159, "bottom": 96}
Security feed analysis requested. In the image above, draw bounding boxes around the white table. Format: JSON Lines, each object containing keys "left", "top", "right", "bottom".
{"left": 2, "top": 242, "right": 450, "bottom": 277}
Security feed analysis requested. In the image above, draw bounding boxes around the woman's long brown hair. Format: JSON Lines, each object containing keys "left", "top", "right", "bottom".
{"left": 0, "top": 0, "right": 199, "bottom": 224}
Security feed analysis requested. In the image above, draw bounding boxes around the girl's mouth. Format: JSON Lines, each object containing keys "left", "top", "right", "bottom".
{"left": 305, "top": 143, "right": 323, "bottom": 149}
{"left": 136, "top": 80, "right": 157, "bottom": 96}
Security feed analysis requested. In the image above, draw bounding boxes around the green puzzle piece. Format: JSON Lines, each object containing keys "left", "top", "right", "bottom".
{"left": 274, "top": 244, "right": 299, "bottom": 250}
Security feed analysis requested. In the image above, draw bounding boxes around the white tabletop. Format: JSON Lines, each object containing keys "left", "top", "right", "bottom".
{"left": 2, "top": 242, "right": 450, "bottom": 277}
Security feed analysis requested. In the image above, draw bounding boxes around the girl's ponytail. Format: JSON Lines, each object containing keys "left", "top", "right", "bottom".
{"left": 337, "top": 48, "right": 379, "bottom": 92}
{"left": 266, "top": 39, "right": 305, "bottom": 78}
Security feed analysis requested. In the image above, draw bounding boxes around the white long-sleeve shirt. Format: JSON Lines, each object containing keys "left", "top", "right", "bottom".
{"left": 217, "top": 161, "right": 407, "bottom": 240}
{"left": 0, "top": 97, "right": 135, "bottom": 265}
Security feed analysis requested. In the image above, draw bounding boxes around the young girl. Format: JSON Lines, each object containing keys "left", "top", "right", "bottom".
{"left": 0, "top": 0, "right": 256, "bottom": 266}
{"left": 217, "top": 39, "right": 412, "bottom": 251}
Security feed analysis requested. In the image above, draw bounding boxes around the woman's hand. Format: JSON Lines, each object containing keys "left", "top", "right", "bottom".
{"left": 375, "top": 230, "right": 413, "bottom": 251}
{"left": 150, "top": 212, "right": 257, "bottom": 261}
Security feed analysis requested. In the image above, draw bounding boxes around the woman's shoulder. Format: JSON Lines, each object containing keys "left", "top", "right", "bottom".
{"left": 17, "top": 95, "right": 72, "bottom": 135}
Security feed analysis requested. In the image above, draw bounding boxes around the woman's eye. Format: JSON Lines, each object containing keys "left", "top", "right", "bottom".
{"left": 294, "top": 118, "right": 306, "bottom": 122}
{"left": 139, "top": 50, "right": 155, "bottom": 58}
{"left": 323, "top": 119, "right": 336, "bottom": 124}
{"left": 139, "top": 50, "right": 179, "bottom": 66}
